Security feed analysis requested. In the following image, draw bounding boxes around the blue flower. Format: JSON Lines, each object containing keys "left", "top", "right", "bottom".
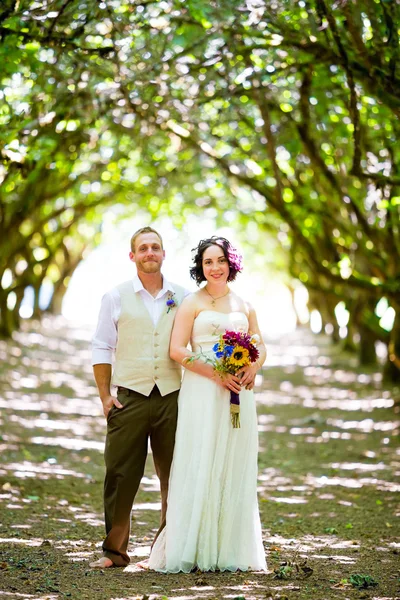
{"left": 212, "top": 343, "right": 220, "bottom": 352}
{"left": 166, "top": 294, "right": 177, "bottom": 313}
{"left": 225, "top": 345, "right": 234, "bottom": 356}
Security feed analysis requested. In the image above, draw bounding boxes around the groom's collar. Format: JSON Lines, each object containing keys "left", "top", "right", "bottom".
{"left": 132, "top": 274, "right": 175, "bottom": 296}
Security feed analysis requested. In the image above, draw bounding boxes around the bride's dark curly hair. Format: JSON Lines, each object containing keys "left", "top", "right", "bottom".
{"left": 190, "top": 236, "right": 243, "bottom": 285}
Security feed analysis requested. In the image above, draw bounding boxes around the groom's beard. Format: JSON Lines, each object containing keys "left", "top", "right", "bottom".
{"left": 136, "top": 258, "right": 163, "bottom": 274}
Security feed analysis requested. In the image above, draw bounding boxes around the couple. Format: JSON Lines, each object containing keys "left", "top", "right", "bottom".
{"left": 90, "top": 226, "right": 267, "bottom": 573}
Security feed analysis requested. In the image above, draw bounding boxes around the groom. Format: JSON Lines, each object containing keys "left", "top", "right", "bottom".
{"left": 90, "top": 227, "right": 187, "bottom": 568}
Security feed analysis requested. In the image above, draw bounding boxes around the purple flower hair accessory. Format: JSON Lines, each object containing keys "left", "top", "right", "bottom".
{"left": 214, "top": 239, "right": 243, "bottom": 273}
{"left": 226, "top": 243, "right": 243, "bottom": 273}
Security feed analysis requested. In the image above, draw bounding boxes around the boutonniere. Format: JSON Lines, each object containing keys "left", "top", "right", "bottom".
{"left": 166, "top": 293, "right": 178, "bottom": 313}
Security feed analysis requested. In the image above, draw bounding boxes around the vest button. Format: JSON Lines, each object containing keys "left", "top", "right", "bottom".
{"left": 154, "top": 332, "right": 159, "bottom": 336}
{"left": 154, "top": 365, "right": 159, "bottom": 369}
{"left": 154, "top": 376, "right": 159, "bottom": 380}
{"left": 154, "top": 354, "right": 158, "bottom": 358}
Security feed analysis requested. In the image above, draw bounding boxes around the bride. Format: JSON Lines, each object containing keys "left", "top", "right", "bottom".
{"left": 148, "top": 236, "right": 267, "bottom": 573}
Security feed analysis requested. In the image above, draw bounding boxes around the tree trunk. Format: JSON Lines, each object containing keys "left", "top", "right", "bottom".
{"left": 47, "top": 282, "right": 67, "bottom": 315}
{"left": 0, "top": 290, "right": 19, "bottom": 338}
{"left": 288, "top": 285, "right": 302, "bottom": 328}
{"left": 46, "top": 254, "right": 83, "bottom": 316}
{"left": 384, "top": 306, "right": 400, "bottom": 383}
{"left": 358, "top": 325, "right": 377, "bottom": 366}
{"left": 356, "top": 297, "right": 378, "bottom": 366}
{"left": 343, "top": 308, "right": 357, "bottom": 353}
{"left": 32, "top": 284, "right": 42, "bottom": 318}
{"left": 322, "top": 294, "right": 340, "bottom": 344}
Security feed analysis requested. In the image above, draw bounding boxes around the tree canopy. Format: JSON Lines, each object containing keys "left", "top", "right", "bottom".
{"left": 0, "top": 0, "right": 399, "bottom": 377}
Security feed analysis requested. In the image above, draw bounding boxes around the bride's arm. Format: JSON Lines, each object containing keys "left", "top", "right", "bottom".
{"left": 237, "top": 302, "right": 267, "bottom": 389}
{"left": 170, "top": 296, "right": 242, "bottom": 393}
{"left": 249, "top": 303, "right": 267, "bottom": 366}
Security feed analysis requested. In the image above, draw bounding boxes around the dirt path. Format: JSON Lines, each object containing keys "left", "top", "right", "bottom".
{"left": 0, "top": 317, "right": 399, "bottom": 600}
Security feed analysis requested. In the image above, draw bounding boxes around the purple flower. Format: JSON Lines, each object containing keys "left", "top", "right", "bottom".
{"left": 222, "top": 330, "right": 259, "bottom": 362}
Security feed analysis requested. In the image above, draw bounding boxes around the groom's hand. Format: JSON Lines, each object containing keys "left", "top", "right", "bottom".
{"left": 101, "top": 394, "right": 123, "bottom": 418}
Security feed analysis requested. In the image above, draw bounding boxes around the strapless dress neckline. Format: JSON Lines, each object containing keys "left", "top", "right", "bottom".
{"left": 196, "top": 310, "right": 249, "bottom": 320}
{"left": 191, "top": 310, "right": 249, "bottom": 353}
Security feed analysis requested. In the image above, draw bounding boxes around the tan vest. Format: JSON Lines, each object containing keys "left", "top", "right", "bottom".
{"left": 112, "top": 281, "right": 186, "bottom": 396}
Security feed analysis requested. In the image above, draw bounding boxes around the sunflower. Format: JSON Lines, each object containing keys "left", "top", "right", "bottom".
{"left": 228, "top": 345, "right": 250, "bottom": 367}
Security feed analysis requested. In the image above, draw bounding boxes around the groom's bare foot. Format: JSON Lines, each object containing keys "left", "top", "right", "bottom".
{"left": 89, "top": 556, "right": 114, "bottom": 569}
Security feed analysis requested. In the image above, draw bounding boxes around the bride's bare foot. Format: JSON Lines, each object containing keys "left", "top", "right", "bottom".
{"left": 135, "top": 559, "right": 150, "bottom": 570}
{"left": 89, "top": 556, "right": 114, "bottom": 569}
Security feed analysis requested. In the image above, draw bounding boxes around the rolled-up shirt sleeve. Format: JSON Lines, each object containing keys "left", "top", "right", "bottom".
{"left": 92, "top": 289, "right": 120, "bottom": 365}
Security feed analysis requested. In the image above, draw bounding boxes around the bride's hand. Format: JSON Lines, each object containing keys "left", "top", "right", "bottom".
{"left": 213, "top": 371, "right": 242, "bottom": 394}
{"left": 236, "top": 364, "right": 258, "bottom": 388}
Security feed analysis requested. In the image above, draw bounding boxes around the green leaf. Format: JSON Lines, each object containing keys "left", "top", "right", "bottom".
{"left": 324, "top": 527, "right": 338, "bottom": 534}
{"left": 349, "top": 574, "right": 378, "bottom": 589}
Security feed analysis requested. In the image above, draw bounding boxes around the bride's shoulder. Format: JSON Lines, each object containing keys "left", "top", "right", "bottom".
{"left": 242, "top": 299, "right": 262, "bottom": 333}
{"left": 244, "top": 298, "right": 256, "bottom": 312}
{"left": 178, "top": 290, "right": 203, "bottom": 311}
{"left": 230, "top": 291, "right": 253, "bottom": 317}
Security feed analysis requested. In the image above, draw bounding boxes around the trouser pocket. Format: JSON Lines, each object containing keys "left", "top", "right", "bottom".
{"left": 106, "top": 388, "right": 128, "bottom": 423}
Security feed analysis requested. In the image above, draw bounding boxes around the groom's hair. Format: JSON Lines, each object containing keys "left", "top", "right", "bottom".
{"left": 130, "top": 227, "right": 164, "bottom": 252}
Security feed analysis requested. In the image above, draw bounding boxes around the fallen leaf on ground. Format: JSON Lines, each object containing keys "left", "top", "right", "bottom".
{"left": 301, "top": 565, "right": 314, "bottom": 577}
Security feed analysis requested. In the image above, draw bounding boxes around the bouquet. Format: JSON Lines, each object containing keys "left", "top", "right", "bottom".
{"left": 212, "top": 330, "right": 260, "bottom": 428}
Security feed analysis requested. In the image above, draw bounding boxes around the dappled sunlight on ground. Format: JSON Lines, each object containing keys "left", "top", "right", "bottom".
{"left": 1, "top": 461, "right": 88, "bottom": 479}
{"left": 327, "top": 418, "right": 399, "bottom": 432}
{"left": 0, "top": 320, "right": 399, "bottom": 598}
{"left": 0, "top": 594, "right": 59, "bottom": 599}
{"left": 29, "top": 436, "right": 104, "bottom": 451}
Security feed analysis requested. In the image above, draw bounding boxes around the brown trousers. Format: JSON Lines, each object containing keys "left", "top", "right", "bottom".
{"left": 102, "top": 385, "right": 178, "bottom": 566}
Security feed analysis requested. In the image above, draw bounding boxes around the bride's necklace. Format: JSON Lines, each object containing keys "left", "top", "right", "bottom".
{"left": 204, "top": 286, "right": 230, "bottom": 307}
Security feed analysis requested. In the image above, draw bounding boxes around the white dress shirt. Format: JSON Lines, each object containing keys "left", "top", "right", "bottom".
{"left": 92, "top": 275, "right": 188, "bottom": 365}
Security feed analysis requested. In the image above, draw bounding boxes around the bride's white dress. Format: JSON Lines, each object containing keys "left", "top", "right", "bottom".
{"left": 149, "top": 311, "right": 267, "bottom": 573}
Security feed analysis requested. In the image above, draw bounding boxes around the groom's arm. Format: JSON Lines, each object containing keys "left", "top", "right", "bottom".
{"left": 93, "top": 364, "right": 122, "bottom": 418}
{"left": 93, "top": 363, "right": 112, "bottom": 398}
{"left": 92, "top": 290, "right": 122, "bottom": 418}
